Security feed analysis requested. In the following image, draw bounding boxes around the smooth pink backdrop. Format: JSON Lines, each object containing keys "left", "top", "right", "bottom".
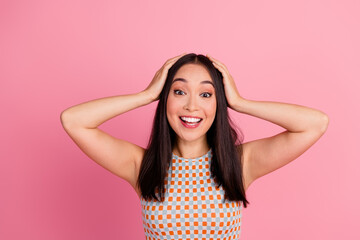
{"left": 1, "top": 0, "right": 359, "bottom": 239}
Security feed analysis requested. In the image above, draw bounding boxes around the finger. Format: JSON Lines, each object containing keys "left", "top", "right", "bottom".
{"left": 175, "top": 52, "right": 187, "bottom": 58}
{"left": 167, "top": 52, "right": 187, "bottom": 62}
{"left": 207, "top": 54, "right": 228, "bottom": 71}
{"left": 206, "top": 54, "right": 222, "bottom": 64}
{"left": 212, "top": 61, "right": 231, "bottom": 77}
{"left": 211, "top": 57, "right": 228, "bottom": 72}
{"left": 163, "top": 53, "right": 187, "bottom": 70}
{"left": 212, "top": 61, "right": 227, "bottom": 74}
{"left": 162, "top": 53, "right": 186, "bottom": 68}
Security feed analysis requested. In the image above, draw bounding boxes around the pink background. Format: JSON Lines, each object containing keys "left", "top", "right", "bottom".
{"left": 1, "top": 0, "right": 359, "bottom": 239}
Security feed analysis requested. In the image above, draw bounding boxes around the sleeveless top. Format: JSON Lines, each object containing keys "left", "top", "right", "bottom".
{"left": 140, "top": 148, "right": 243, "bottom": 240}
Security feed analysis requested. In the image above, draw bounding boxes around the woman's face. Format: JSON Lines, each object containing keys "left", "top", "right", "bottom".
{"left": 167, "top": 63, "right": 217, "bottom": 144}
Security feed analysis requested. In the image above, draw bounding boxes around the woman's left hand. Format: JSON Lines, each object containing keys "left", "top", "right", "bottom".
{"left": 206, "top": 54, "right": 244, "bottom": 110}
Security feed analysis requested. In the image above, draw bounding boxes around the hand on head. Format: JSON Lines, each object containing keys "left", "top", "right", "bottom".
{"left": 144, "top": 53, "right": 187, "bottom": 101}
{"left": 206, "top": 54, "right": 244, "bottom": 109}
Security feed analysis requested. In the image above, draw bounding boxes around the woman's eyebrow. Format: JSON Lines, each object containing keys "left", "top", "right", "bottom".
{"left": 172, "top": 78, "right": 214, "bottom": 87}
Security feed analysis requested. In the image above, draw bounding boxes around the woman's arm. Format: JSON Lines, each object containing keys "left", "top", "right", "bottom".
{"left": 207, "top": 54, "right": 329, "bottom": 190}
{"left": 60, "top": 53, "right": 187, "bottom": 196}
{"left": 60, "top": 91, "right": 154, "bottom": 196}
{"left": 61, "top": 52, "right": 187, "bottom": 128}
{"left": 60, "top": 91, "right": 154, "bottom": 129}
{"left": 235, "top": 98, "right": 328, "bottom": 190}
{"left": 233, "top": 99, "right": 329, "bottom": 133}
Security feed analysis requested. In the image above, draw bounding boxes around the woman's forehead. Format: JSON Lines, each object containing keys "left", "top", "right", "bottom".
{"left": 172, "top": 77, "right": 214, "bottom": 88}
{"left": 173, "top": 64, "right": 213, "bottom": 84}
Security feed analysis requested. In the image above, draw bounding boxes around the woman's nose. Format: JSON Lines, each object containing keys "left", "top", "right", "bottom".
{"left": 184, "top": 94, "right": 199, "bottom": 111}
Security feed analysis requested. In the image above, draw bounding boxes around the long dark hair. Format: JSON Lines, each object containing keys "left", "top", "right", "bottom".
{"left": 136, "top": 53, "right": 249, "bottom": 208}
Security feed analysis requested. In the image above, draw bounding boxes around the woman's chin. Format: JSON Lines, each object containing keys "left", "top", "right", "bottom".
{"left": 176, "top": 134, "right": 207, "bottom": 144}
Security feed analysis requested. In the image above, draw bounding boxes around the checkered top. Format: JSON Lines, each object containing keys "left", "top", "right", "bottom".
{"left": 140, "top": 148, "right": 243, "bottom": 240}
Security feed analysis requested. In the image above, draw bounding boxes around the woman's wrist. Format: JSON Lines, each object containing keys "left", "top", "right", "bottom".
{"left": 231, "top": 96, "right": 249, "bottom": 113}
{"left": 139, "top": 90, "right": 157, "bottom": 104}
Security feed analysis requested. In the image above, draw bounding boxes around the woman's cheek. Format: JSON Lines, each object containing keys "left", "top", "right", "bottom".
{"left": 207, "top": 99, "right": 217, "bottom": 117}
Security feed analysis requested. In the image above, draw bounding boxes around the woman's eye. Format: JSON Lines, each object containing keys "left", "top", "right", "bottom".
{"left": 174, "top": 90, "right": 212, "bottom": 98}
{"left": 174, "top": 90, "right": 185, "bottom": 95}
{"left": 201, "top": 92, "right": 212, "bottom": 98}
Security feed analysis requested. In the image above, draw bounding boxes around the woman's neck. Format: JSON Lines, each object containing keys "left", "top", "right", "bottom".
{"left": 172, "top": 138, "right": 210, "bottom": 159}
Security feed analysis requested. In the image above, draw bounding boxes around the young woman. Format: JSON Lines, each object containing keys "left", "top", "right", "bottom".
{"left": 60, "top": 53, "right": 329, "bottom": 239}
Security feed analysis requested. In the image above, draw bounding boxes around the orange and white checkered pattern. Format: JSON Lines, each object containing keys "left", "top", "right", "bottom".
{"left": 140, "top": 148, "right": 243, "bottom": 240}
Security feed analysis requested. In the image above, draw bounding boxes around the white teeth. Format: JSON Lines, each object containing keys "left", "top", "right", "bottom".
{"left": 180, "top": 117, "right": 202, "bottom": 123}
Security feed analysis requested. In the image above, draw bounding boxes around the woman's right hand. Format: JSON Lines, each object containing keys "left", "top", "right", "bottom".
{"left": 143, "top": 53, "right": 187, "bottom": 101}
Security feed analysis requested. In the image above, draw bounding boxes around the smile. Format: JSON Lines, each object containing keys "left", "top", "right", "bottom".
{"left": 179, "top": 116, "right": 203, "bottom": 128}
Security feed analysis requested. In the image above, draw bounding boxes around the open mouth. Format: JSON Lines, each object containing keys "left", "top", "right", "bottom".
{"left": 179, "top": 116, "right": 203, "bottom": 126}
